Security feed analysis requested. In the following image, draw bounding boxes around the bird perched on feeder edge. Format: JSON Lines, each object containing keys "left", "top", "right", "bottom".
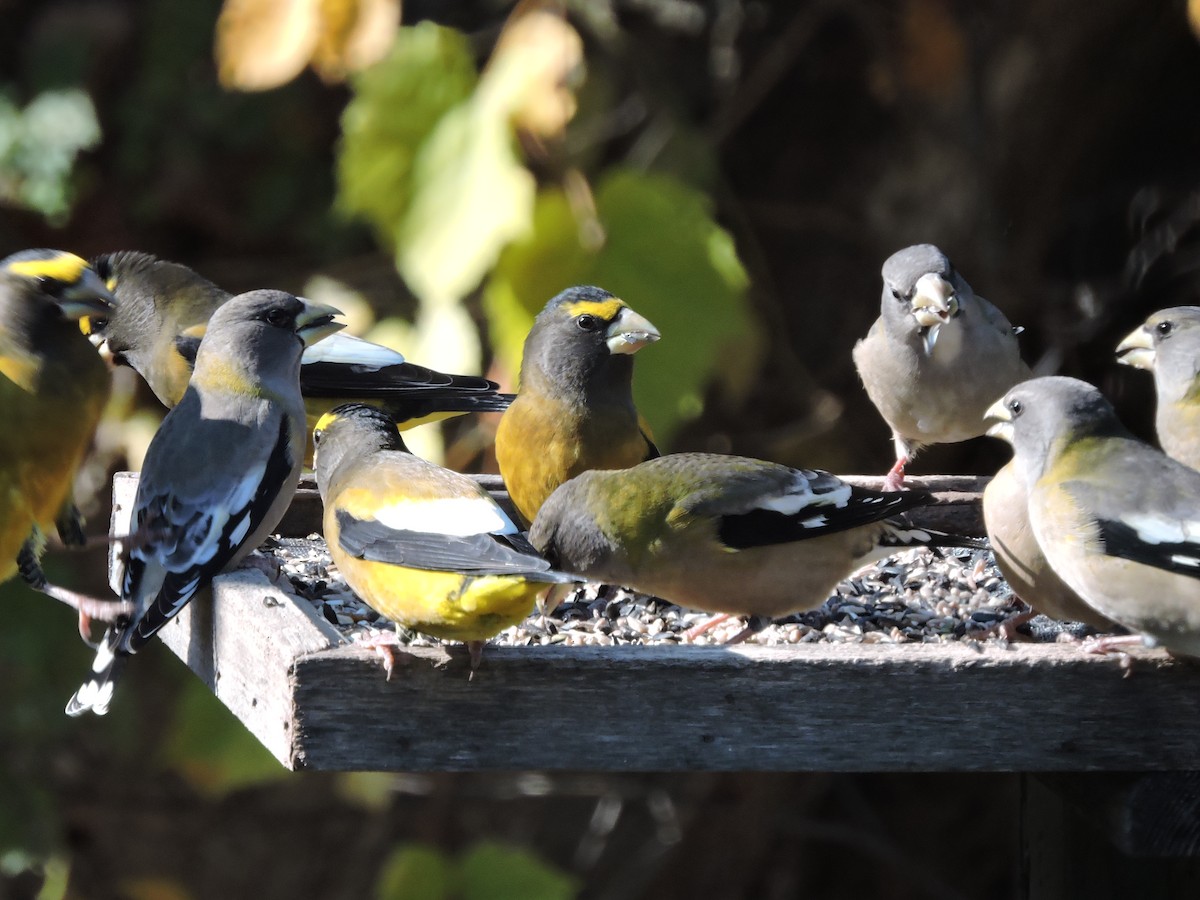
{"left": 313, "top": 403, "right": 578, "bottom": 673}
{"left": 495, "top": 286, "right": 660, "bottom": 525}
{"left": 986, "top": 375, "right": 1200, "bottom": 659}
{"left": 529, "top": 452, "right": 985, "bottom": 639}
{"left": 854, "top": 244, "right": 1030, "bottom": 489}
{"left": 66, "top": 290, "right": 343, "bottom": 716}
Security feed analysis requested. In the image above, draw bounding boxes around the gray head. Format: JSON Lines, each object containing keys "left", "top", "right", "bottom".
{"left": 528, "top": 473, "right": 617, "bottom": 578}
{"left": 985, "top": 376, "right": 1129, "bottom": 486}
{"left": 1116, "top": 306, "right": 1200, "bottom": 385}
{"left": 880, "top": 244, "right": 972, "bottom": 355}
{"left": 196, "top": 290, "right": 343, "bottom": 379}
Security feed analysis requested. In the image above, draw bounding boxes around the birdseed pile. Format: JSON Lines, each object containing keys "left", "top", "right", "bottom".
{"left": 269, "top": 536, "right": 1100, "bottom": 650}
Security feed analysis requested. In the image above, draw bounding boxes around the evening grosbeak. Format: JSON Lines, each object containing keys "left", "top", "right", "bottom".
{"left": 986, "top": 376, "right": 1200, "bottom": 658}
{"left": 85, "top": 251, "right": 512, "bottom": 446}
{"left": 0, "top": 249, "right": 130, "bottom": 622}
{"left": 1116, "top": 306, "right": 1200, "bottom": 470}
{"left": 982, "top": 461, "right": 1113, "bottom": 629}
{"left": 854, "top": 244, "right": 1030, "bottom": 489}
{"left": 66, "top": 290, "right": 343, "bottom": 715}
{"left": 495, "top": 286, "right": 660, "bottom": 524}
{"left": 313, "top": 403, "right": 577, "bottom": 670}
{"left": 528, "top": 452, "right": 983, "bottom": 628}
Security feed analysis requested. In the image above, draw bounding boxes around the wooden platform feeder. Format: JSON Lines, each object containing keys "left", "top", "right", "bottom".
{"left": 108, "top": 472, "right": 1200, "bottom": 776}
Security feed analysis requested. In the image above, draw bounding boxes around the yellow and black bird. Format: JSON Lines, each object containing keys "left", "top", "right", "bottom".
{"left": 313, "top": 403, "right": 577, "bottom": 671}
{"left": 495, "top": 286, "right": 660, "bottom": 524}
{"left": 529, "top": 452, "right": 984, "bottom": 635}
{"left": 0, "top": 249, "right": 128, "bottom": 622}
{"left": 67, "top": 290, "right": 343, "bottom": 716}
{"left": 85, "top": 250, "right": 514, "bottom": 438}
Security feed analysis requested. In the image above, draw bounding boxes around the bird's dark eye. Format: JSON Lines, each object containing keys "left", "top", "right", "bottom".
{"left": 312, "top": 429, "right": 324, "bottom": 446}
{"left": 576, "top": 314, "right": 601, "bottom": 331}
{"left": 1156, "top": 320, "right": 1174, "bottom": 337}
{"left": 1007, "top": 399, "right": 1023, "bottom": 417}
{"left": 890, "top": 287, "right": 904, "bottom": 302}
{"left": 265, "top": 308, "right": 290, "bottom": 327}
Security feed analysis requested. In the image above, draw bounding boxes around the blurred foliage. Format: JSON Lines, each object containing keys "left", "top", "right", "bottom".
{"left": 375, "top": 841, "right": 578, "bottom": 900}
{"left": 485, "top": 168, "right": 754, "bottom": 440}
{"left": 336, "top": 11, "right": 754, "bottom": 442}
{"left": 216, "top": 0, "right": 401, "bottom": 90}
{"left": 0, "top": 88, "right": 100, "bottom": 222}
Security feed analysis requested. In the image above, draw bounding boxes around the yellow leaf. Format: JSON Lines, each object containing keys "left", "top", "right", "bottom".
{"left": 312, "top": 0, "right": 402, "bottom": 83}
{"left": 482, "top": 4, "right": 583, "bottom": 138}
{"left": 1191, "top": 0, "right": 1200, "bottom": 40}
{"left": 216, "top": 0, "right": 401, "bottom": 91}
{"left": 215, "top": 0, "right": 321, "bottom": 91}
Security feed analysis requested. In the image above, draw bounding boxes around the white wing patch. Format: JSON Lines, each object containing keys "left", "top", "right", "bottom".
{"left": 301, "top": 333, "right": 406, "bottom": 369}
{"left": 1123, "top": 514, "right": 1200, "bottom": 547}
{"left": 759, "top": 475, "right": 852, "bottom": 515}
{"left": 373, "top": 496, "right": 518, "bottom": 537}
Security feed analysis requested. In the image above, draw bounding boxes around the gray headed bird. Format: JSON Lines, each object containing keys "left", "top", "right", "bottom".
{"left": 854, "top": 244, "right": 1030, "bottom": 489}
{"left": 66, "top": 290, "right": 343, "bottom": 716}
{"left": 1116, "top": 306, "right": 1200, "bottom": 470}
{"left": 986, "top": 376, "right": 1200, "bottom": 658}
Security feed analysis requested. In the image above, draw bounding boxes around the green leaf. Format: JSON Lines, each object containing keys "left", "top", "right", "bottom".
{"left": 159, "top": 676, "right": 288, "bottom": 795}
{"left": 396, "top": 96, "right": 535, "bottom": 307}
{"left": 459, "top": 842, "right": 578, "bottom": 900}
{"left": 336, "top": 23, "right": 478, "bottom": 249}
{"left": 375, "top": 845, "right": 451, "bottom": 900}
{"left": 485, "top": 167, "right": 754, "bottom": 443}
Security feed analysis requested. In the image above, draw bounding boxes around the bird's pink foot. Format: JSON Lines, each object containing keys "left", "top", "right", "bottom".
{"left": 684, "top": 612, "right": 734, "bottom": 642}
{"left": 883, "top": 458, "right": 908, "bottom": 492}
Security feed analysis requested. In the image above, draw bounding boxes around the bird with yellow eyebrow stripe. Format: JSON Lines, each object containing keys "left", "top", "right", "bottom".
{"left": 67, "top": 290, "right": 344, "bottom": 716}
{"left": 85, "top": 251, "right": 514, "bottom": 459}
{"left": 495, "top": 286, "right": 661, "bottom": 525}
{"left": 0, "top": 249, "right": 132, "bottom": 627}
{"left": 313, "top": 403, "right": 578, "bottom": 672}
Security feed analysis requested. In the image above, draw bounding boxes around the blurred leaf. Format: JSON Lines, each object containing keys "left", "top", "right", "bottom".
{"left": 0, "top": 88, "right": 101, "bottom": 223}
{"left": 216, "top": 0, "right": 321, "bottom": 91}
{"left": 375, "top": 845, "right": 450, "bottom": 900}
{"left": 336, "top": 771, "right": 396, "bottom": 811}
{"left": 337, "top": 23, "right": 478, "bottom": 250}
{"left": 396, "top": 95, "right": 535, "bottom": 307}
{"left": 312, "top": 0, "right": 403, "bottom": 83}
{"left": 485, "top": 167, "right": 755, "bottom": 443}
{"left": 482, "top": 5, "right": 584, "bottom": 140}
{"left": 160, "top": 676, "right": 288, "bottom": 794}
{"left": 459, "top": 842, "right": 578, "bottom": 900}
{"left": 1191, "top": 0, "right": 1200, "bottom": 41}
{"left": 216, "top": 0, "right": 400, "bottom": 90}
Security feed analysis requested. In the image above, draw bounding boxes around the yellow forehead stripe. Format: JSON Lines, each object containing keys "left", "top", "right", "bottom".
{"left": 6, "top": 252, "right": 89, "bottom": 284}
{"left": 105, "top": 275, "right": 118, "bottom": 292}
{"left": 314, "top": 410, "right": 341, "bottom": 432}
{"left": 564, "top": 298, "right": 625, "bottom": 321}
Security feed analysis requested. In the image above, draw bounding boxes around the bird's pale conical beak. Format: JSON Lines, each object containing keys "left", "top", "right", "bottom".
{"left": 911, "top": 273, "right": 958, "bottom": 356}
{"left": 295, "top": 300, "right": 346, "bottom": 348}
{"left": 606, "top": 307, "right": 661, "bottom": 355}
{"left": 983, "top": 396, "right": 1014, "bottom": 442}
{"left": 1115, "top": 325, "right": 1155, "bottom": 371}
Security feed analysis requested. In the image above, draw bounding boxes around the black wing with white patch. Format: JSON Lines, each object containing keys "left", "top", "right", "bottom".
{"left": 718, "top": 483, "right": 932, "bottom": 551}
{"left": 124, "top": 417, "right": 296, "bottom": 651}
{"left": 336, "top": 509, "right": 573, "bottom": 582}
{"left": 1098, "top": 518, "right": 1200, "bottom": 578}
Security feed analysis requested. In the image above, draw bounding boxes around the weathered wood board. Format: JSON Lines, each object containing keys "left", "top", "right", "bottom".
{"left": 110, "top": 472, "right": 1200, "bottom": 774}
